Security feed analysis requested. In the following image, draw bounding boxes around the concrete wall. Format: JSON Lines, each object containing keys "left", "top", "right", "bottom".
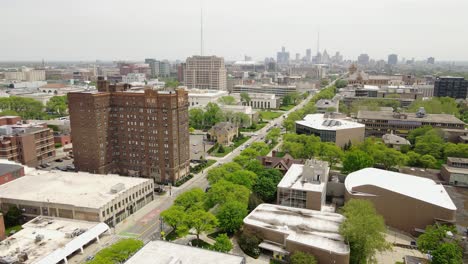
{"left": 335, "top": 127, "right": 365, "bottom": 148}
{"left": 285, "top": 240, "right": 349, "bottom": 264}
{"left": 306, "top": 191, "right": 322, "bottom": 211}
{"left": 345, "top": 185, "right": 456, "bottom": 235}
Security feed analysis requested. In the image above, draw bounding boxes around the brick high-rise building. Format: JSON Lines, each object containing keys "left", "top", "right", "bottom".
{"left": 68, "top": 77, "right": 190, "bottom": 184}
{"left": 184, "top": 56, "right": 227, "bottom": 90}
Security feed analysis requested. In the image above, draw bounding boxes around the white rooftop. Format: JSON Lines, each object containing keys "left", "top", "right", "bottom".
{"left": 0, "top": 165, "right": 152, "bottom": 210}
{"left": 244, "top": 204, "right": 349, "bottom": 254}
{"left": 187, "top": 89, "right": 228, "bottom": 97}
{"left": 277, "top": 162, "right": 329, "bottom": 193}
{"left": 0, "top": 216, "right": 106, "bottom": 264}
{"left": 296, "top": 114, "right": 364, "bottom": 131}
{"left": 345, "top": 168, "right": 456, "bottom": 210}
{"left": 125, "top": 240, "right": 245, "bottom": 264}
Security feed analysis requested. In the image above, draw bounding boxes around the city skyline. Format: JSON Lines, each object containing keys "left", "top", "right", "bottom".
{"left": 1, "top": 0, "right": 467, "bottom": 61}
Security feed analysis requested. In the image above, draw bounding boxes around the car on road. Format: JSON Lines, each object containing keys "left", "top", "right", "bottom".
{"left": 85, "top": 256, "right": 94, "bottom": 261}
{"left": 253, "top": 133, "right": 258, "bottom": 136}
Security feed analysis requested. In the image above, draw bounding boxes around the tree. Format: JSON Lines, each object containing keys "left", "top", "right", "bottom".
{"left": 320, "top": 143, "right": 344, "bottom": 168}
{"left": 0, "top": 97, "right": 45, "bottom": 120}
{"left": 188, "top": 209, "right": 218, "bottom": 241}
{"left": 413, "top": 129, "right": 445, "bottom": 159}
{"left": 408, "top": 97, "right": 460, "bottom": 117}
{"left": 204, "top": 103, "right": 224, "bottom": 127}
{"left": 217, "top": 201, "right": 248, "bottom": 233}
{"left": 420, "top": 154, "right": 438, "bottom": 169}
{"left": 374, "top": 147, "right": 407, "bottom": 170}
{"left": 238, "top": 232, "right": 262, "bottom": 258}
{"left": 212, "top": 234, "right": 233, "bottom": 253}
{"left": 240, "top": 92, "right": 251, "bottom": 104}
{"left": 46, "top": 96, "right": 68, "bottom": 115}
{"left": 340, "top": 199, "right": 389, "bottom": 264}
{"left": 407, "top": 126, "right": 433, "bottom": 144}
{"left": 205, "top": 180, "right": 250, "bottom": 208}
{"left": 165, "top": 80, "right": 180, "bottom": 88}
{"left": 217, "top": 144, "right": 225, "bottom": 153}
{"left": 225, "top": 170, "right": 258, "bottom": 189}
{"left": 431, "top": 242, "right": 463, "bottom": 264}
{"left": 265, "top": 127, "right": 281, "bottom": 145}
{"left": 250, "top": 142, "right": 270, "bottom": 156}
{"left": 335, "top": 79, "right": 348, "bottom": 89}
{"left": 282, "top": 94, "right": 294, "bottom": 106}
{"left": 252, "top": 169, "right": 283, "bottom": 203}
{"left": 5, "top": 206, "right": 22, "bottom": 227}
{"left": 189, "top": 108, "right": 205, "bottom": 129}
{"left": 160, "top": 206, "right": 189, "bottom": 237}
{"left": 233, "top": 112, "right": 251, "bottom": 128}
{"left": 88, "top": 238, "right": 143, "bottom": 264}
{"left": 174, "top": 188, "right": 205, "bottom": 211}
{"left": 406, "top": 151, "right": 421, "bottom": 167}
{"left": 290, "top": 251, "right": 317, "bottom": 264}
{"left": 218, "top": 96, "right": 236, "bottom": 105}
{"left": 342, "top": 149, "right": 374, "bottom": 173}
{"left": 248, "top": 193, "right": 264, "bottom": 212}
{"left": 444, "top": 143, "right": 468, "bottom": 159}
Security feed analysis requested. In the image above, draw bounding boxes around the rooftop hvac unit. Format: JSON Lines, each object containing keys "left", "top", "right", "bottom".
{"left": 110, "top": 183, "right": 125, "bottom": 193}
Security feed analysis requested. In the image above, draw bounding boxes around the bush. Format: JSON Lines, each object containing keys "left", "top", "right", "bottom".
{"left": 54, "top": 143, "right": 62, "bottom": 148}
{"left": 238, "top": 232, "right": 262, "bottom": 258}
{"left": 87, "top": 238, "right": 143, "bottom": 264}
{"left": 174, "top": 174, "right": 194, "bottom": 187}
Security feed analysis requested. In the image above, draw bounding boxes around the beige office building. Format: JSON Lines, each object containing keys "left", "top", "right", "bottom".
{"left": 184, "top": 56, "right": 227, "bottom": 90}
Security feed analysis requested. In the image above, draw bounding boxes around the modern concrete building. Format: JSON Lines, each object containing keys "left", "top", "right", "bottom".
{"left": 357, "top": 53, "right": 370, "bottom": 65}
{"left": 187, "top": 88, "right": 229, "bottom": 107}
{"left": 233, "top": 84, "right": 298, "bottom": 97}
{"left": 345, "top": 168, "right": 457, "bottom": 235}
{"left": 441, "top": 157, "right": 468, "bottom": 186}
{"left": 234, "top": 93, "right": 280, "bottom": 109}
{"left": 0, "top": 165, "right": 154, "bottom": 227}
{"left": 295, "top": 113, "right": 365, "bottom": 148}
{"left": 0, "top": 117, "right": 56, "bottom": 167}
{"left": 184, "top": 56, "right": 227, "bottom": 90}
{"left": 388, "top": 54, "right": 398, "bottom": 65}
{"left": 4, "top": 69, "right": 46, "bottom": 82}
{"left": 0, "top": 216, "right": 110, "bottom": 264}
{"left": 277, "top": 159, "right": 330, "bottom": 211}
{"left": 126, "top": 240, "right": 245, "bottom": 264}
{"left": 434, "top": 76, "right": 468, "bottom": 99}
{"left": 243, "top": 204, "right": 350, "bottom": 264}
{"left": 357, "top": 110, "right": 466, "bottom": 137}
{"left": 68, "top": 77, "right": 190, "bottom": 184}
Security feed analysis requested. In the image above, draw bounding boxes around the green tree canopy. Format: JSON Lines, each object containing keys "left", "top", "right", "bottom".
{"left": 290, "top": 251, "right": 318, "bottom": 264}
{"left": 0, "top": 97, "right": 45, "bottom": 119}
{"left": 174, "top": 188, "right": 206, "bottom": 212}
{"left": 188, "top": 209, "right": 218, "bottom": 240}
{"left": 408, "top": 97, "right": 460, "bottom": 117}
{"left": 204, "top": 103, "right": 224, "bottom": 127}
{"left": 88, "top": 239, "right": 143, "bottom": 264}
{"left": 419, "top": 154, "right": 438, "bottom": 169}
{"left": 240, "top": 92, "right": 251, "bottom": 103}
{"left": 189, "top": 108, "right": 205, "bottom": 129}
{"left": 340, "top": 199, "right": 389, "bottom": 264}
{"left": 46, "top": 96, "right": 68, "bottom": 115}
{"left": 218, "top": 96, "right": 236, "bottom": 105}
{"left": 216, "top": 201, "right": 248, "bottom": 233}
{"left": 319, "top": 142, "right": 344, "bottom": 168}
{"left": 160, "top": 205, "right": 189, "bottom": 237}
{"left": 205, "top": 180, "right": 250, "bottom": 208}
{"left": 417, "top": 225, "right": 462, "bottom": 264}
{"left": 342, "top": 149, "right": 374, "bottom": 173}
{"left": 212, "top": 234, "right": 233, "bottom": 253}
{"left": 225, "top": 170, "right": 258, "bottom": 189}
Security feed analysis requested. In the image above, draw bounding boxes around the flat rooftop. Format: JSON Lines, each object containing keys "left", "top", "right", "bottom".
{"left": 296, "top": 114, "right": 365, "bottom": 131}
{"left": 244, "top": 204, "right": 349, "bottom": 254}
{"left": 0, "top": 163, "right": 22, "bottom": 176}
{"left": 447, "top": 157, "right": 468, "bottom": 164}
{"left": 345, "top": 168, "right": 456, "bottom": 210}
{"left": 0, "top": 216, "right": 98, "bottom": 264}
{"left": 0, "top": 166, "right": 152, "bottom": 209}
{"left": 277, "top": 162, "right": 328, "bottom": 192}
{"left": 357, "top": 110, "right": 466, "bottom": 125}
{"left": 125, "top": 240, "right": 245, "bottom": 264}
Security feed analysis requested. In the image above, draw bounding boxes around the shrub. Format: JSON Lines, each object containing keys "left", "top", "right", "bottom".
{"left": 238, "top": 232, "right": 262, "bottom": 258}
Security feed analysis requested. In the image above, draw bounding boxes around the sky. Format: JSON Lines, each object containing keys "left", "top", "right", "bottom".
{"left": 1, "top": 0, "right": 468, "bottom": 62}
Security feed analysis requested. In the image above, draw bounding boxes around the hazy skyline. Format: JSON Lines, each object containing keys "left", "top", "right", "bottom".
{"left": 1, "top": 0, "right": 467, "bottom": 62}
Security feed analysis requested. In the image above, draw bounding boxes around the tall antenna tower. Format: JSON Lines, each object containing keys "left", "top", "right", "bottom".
{"left": 200, "top": 5, "right": 204, "bottom": 56}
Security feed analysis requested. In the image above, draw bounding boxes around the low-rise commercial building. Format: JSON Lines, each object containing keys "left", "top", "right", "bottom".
{"left": 277, "top": 159, "right": 329, "bottom": 211}
{"left": 243, "top": 204, "right": 350, "bottom": 264}
{"left": 296, "top": 113, "right": 365, "bottom": 148}
{"left": 441, "top": 157, "right": 468, "bottom": 186}
{"left": 234, "top": 93, "right": 280, "bottom": 109}
{"left": 315, "top": 99, "right": 339, "bottom": 113}
{"left": 345, "top": 168, "right": 457, "bottom": 235}
{"left": 357, "top": 110, "right": 466, "bottom": 137}
{"left": 0, "top": 117, "right": 55, "bottom": 167}
{"left": 125, "top": 240, "right": 245, "bottom": 264}
{"left": 0, "top": 216, "right": 110, "bottom": 264}
{"left": 187, "top": 88, "right": 229, "bottom": 107}
{"left": 233, "top": 84, "right": 298, "bottom": 97}
{"left": 0, "top": 165, "right": 154, "bottom": 227}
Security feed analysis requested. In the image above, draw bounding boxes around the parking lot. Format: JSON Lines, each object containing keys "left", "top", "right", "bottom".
{"left": 189, "top": 134, "right": 214, "bottom": 160}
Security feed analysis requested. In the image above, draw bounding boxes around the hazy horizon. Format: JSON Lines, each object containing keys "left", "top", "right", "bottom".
{"left": 1, "top": 0, "right": 467, "bottom": 62}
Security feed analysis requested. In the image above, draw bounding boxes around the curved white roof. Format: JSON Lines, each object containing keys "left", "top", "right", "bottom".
{"left": 345, "top": 168, "right": 456, "bottom": 210}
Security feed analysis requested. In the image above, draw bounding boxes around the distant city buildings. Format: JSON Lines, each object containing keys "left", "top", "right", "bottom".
{"left": 345, "top": 168, "right": 456, "bottom": 235}
{"left": 184, "top": 56, "right": 227, "bottom": 90}
{"left": 233, "top": 83, "right": 298, "bottom": 97}
{"left": 0, "top": 116, "right": 56, "bottom": 167}
{"left": 434, "top": 76, "right": 468, "bottom": 99}
{"left": 427, "top": 57, "right": 435, "bottom": 64}
{"left": 388, "top": 54, "right": 398, "bottom": 65}
{"left": 4, "top": 69, "right": 46, "bottom": 82}
{"left": 68, "top": 77, "right": 190, "bottom": 184}
{"left": 276, "top": 46, "right": 290, "bottom": 65}
{"left": 295, "top": 113, "right": 365, "bottom": 148}
{"left": 357, "top": 54, "right": 370, "bottom": 65}
{"left": 234, "top": 93, "right": 280, "bottom": 109}
{"left": 122, "top": 73, "right": 146, "bottom": 83}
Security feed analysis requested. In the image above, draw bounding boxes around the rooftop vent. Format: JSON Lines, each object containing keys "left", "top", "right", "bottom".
{"left": 110, "top": 183, "right": 125, "bottom": 194}
{"left": 416, "top": 107, "right": 426, "bottom": 118}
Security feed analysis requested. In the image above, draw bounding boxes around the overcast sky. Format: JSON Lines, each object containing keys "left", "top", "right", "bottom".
{"left": 1, "top": 0, "right": 467, "bottom": 62}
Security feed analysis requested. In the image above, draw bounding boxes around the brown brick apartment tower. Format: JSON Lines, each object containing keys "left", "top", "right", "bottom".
{"left": 68, "top": 77, "right": 190, "bottom": 184}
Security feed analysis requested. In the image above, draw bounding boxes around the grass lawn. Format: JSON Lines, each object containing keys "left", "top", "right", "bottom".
{"left": 5, "top": 225, "right": 22, "bottom": 236}
{"left": 279, "top": 105, "right": 295, "bottom": 111}
{"left": 260, "top": 111, "right": 283, "bottom": 120}
{"left": 240, "top": 122, "right": 267, "bottom": 132}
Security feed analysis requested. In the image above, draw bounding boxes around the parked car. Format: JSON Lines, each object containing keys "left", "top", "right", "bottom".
{"left": 55, "top": 159, "right": 63, "bottom": 162}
